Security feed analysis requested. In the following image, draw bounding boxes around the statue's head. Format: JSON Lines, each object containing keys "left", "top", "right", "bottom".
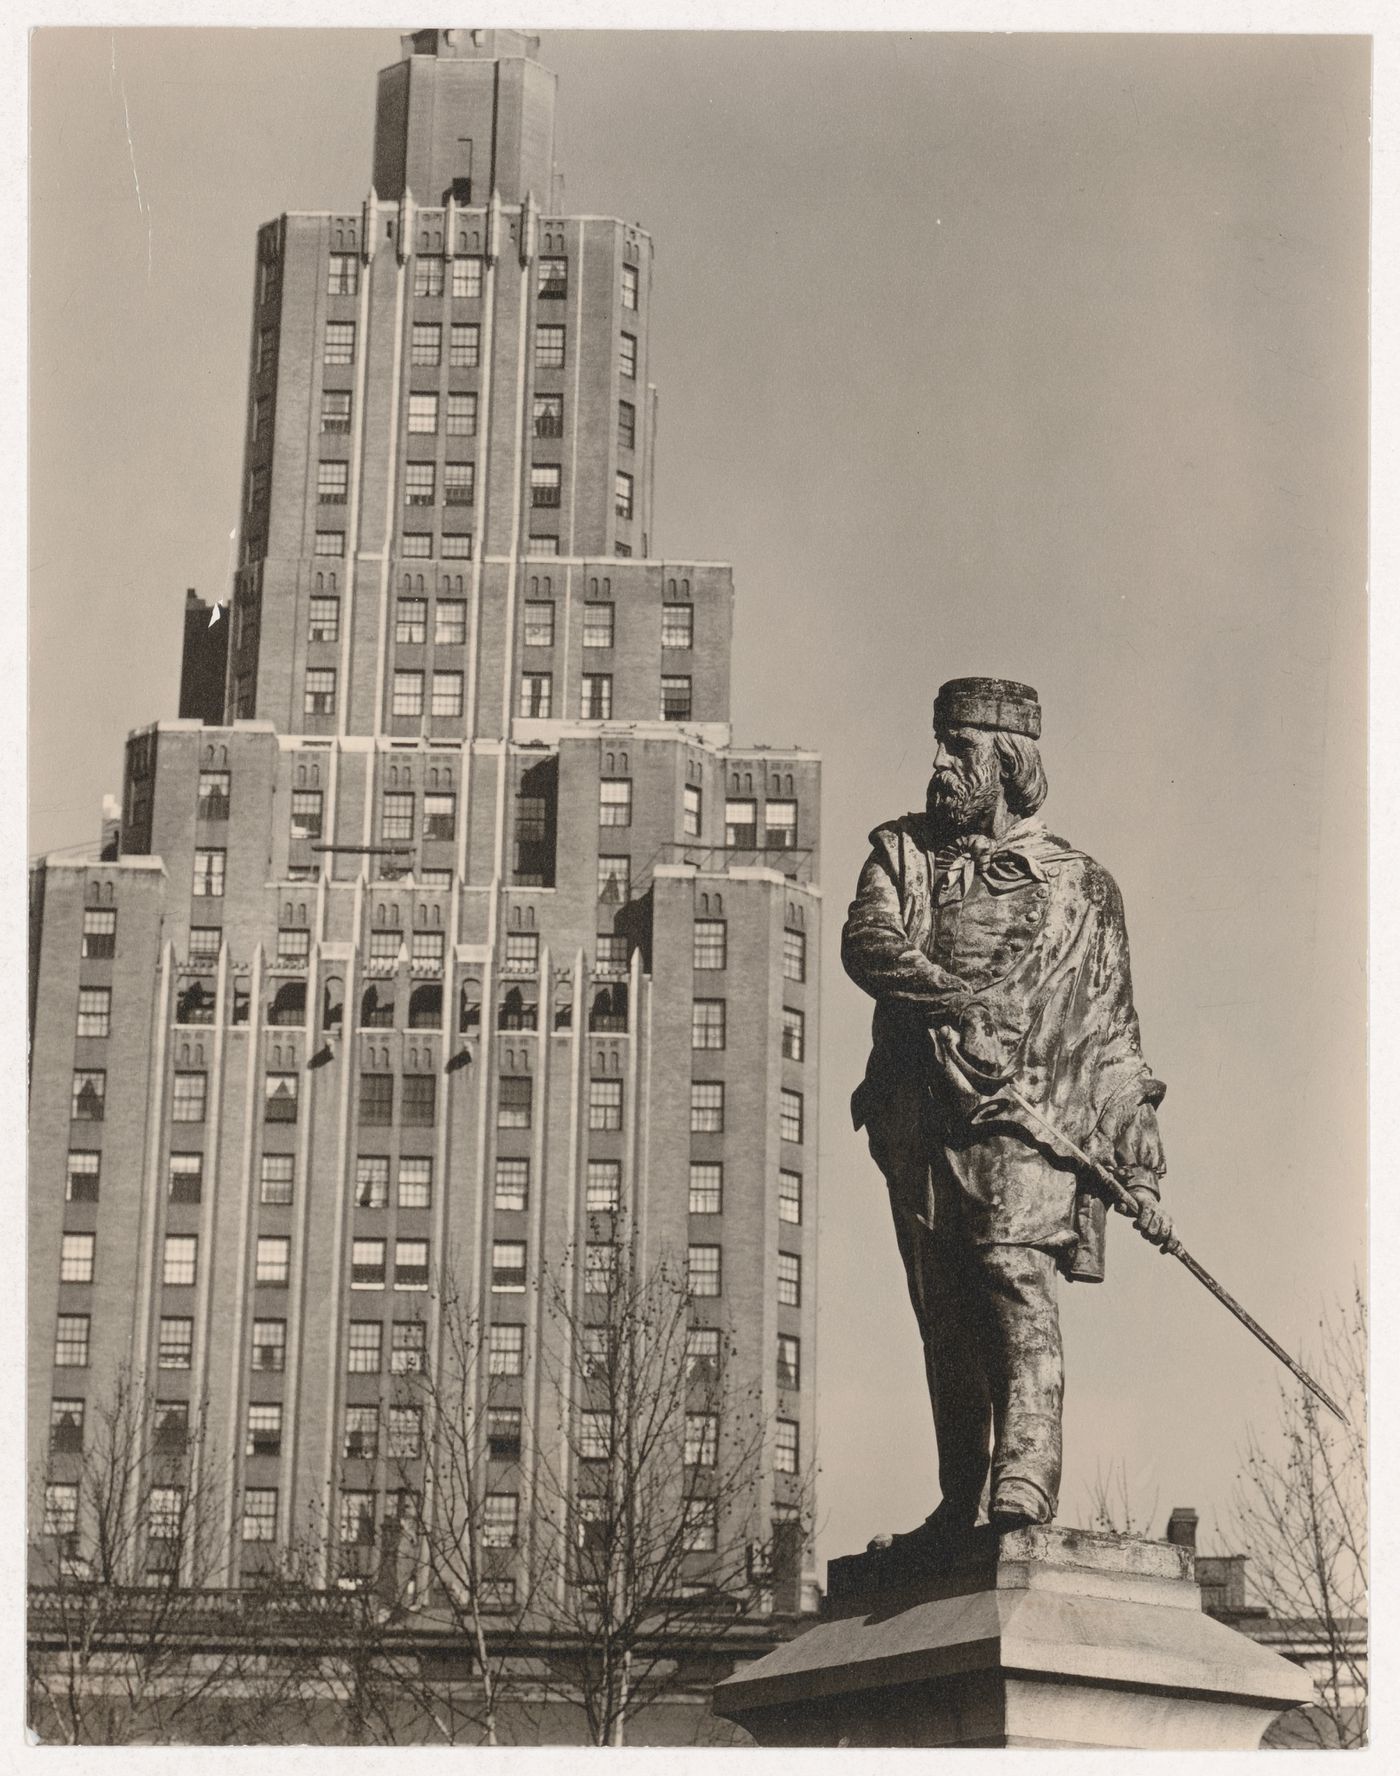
{"left": 926, "top": 677, "right": 1047, "bottom": 838}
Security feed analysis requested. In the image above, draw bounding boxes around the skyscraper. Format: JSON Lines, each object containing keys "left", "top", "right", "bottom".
{"left": 29, "top": 25, "right": 819, "bottom": 1675}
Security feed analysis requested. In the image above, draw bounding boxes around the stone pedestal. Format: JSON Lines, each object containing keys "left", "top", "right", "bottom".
{"left": 712, "top": 1525, "right": 1313, "bottom": 1749}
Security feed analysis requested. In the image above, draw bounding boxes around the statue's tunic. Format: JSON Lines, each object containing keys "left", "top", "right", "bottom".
{"left": 841, "top": 811, "right": 1164, "bottom": 1522}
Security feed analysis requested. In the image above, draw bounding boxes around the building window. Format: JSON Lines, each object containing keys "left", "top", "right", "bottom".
{"left": 782, "top": 1008, "right": 806, "bottom": 1062}
{"left": 242, "top": 1487, "right": 279, "bottom": 1543}
{"left": 692, "top": 920, "right": 726, "bottom": 971}
{"left": 685, "top": 1328, "right": 721, "bottom": 1383}
{"left": 504, "top": 932, "right": 538, "bottom": 974}
{"left": 411, "top": 322, "right": 441, "bottom": 366}
{"left": 519, "top": 672, "right": 552, "bottom": 718}
{"left": 497, "top": 1075, "right": 533, "bottom": 1129}
{"left": 662, "top": 676, "right": 692, "bottom": 721}
{"left": 622, "top": 263, "right": 639, "bottom": 311}
{"left": 346, "top": 1320, "right": 381, "bottom": 1373}
{"left": 689, "top": 1162, "right": 723, "bottom": 1215}
{"left": 66, "top": 1151, "right": 100, "bottom": 1203}
{"left": 413, "top": 256, "right": 445, "bottom": 298}
{"left": 493, "top": 1241, "right": 527, "bottom": 1292}
{"left": 171, "top": 1071, "right": 207, "bottom": 1124}
{"left": 161, "top": 1235, "right": 196, "bottom": 1287}
{"left": 247, "top": 1319, "right": 287, "bottom": 1375}
{"left": 351, "top": 1238, "right": 386, "bottom": 1289}
{"left": 340, "top": 1490, "right": 376, "bottom": 1547}
{"left": 290, "top": 790, "right": 324, "bottom": 842}
{"left": 189, "top": 927, "right": 221, "bottom": 964}
{"left": 360, "top": 1073, "right": 393, "bottom": 1126}
{"left": 399, "top": 1072, "right": 434, "bottom": 1124}
{"left": 659, "top": 600, "right": 695, "bottom": 649}
{"left": 596, "top": 934, "right": 628, "bottom": 975}
{"left": 158, "top": 1317, "right": 193, "bottom": 1369}
{"left": 431, "top": 671, "right": 464, "bottom": 717}
{"left": 61, "top": 1232, "right": 96, "bottom": 1284}
{"left": 324, "top": 322, "right": 355, "bottom": 365}
{"left": 618, "top": 399, "right": 636, "bottom": 452}
{"left": 581, "top": 1159, "right": 619, "bottom": 1214}
{"left": 50, "top": 1399, "right": 85, "bottom": 1454}
{"left": 442, "top": 532, "right": 472, "bottom": 559}
{"left": 396, "top": 598, "right": 427, "bottom": 645}
{"left": 308, "top": 596, "right": 340, "bottom": 646}
{"left": 408, "top": 392, "right": 438, "bottom": 434}
{"left": 690, "top": 1080, "right": 724, "bottom": 1133}
{"left": 392, "top": 1321, "right": 426, "bottom": 1373}
{"left": 597, "top": 856, "right": 631, "bottom": 906}
{"left": 391, "top": 674, "right": 424, "bottom": 719}
{"left": 423, "top": 792, "right": 455, "bottom": 840}
{"left": 766, "top": 801, "right": 798, "bottom": 848}
{"left": 55, "top": 1314, "right": 90, "bottom": 1367}
{"left": 405, "top": 463, "right": 436, "bottom": 507}
{"left": 71, "top": 1069, "right": 106, "bottom": 1122}
{"left": 494, "top": 1157, "right": 529, "bottom": 1212}
{"left": 444, "top": 461, "right": 474, "bottom": 506}
{"left": 534, "top": 393, "right": 563, "bottom": 438}
{"left": 527, "top": 535, "right": 559, "bottom": 557}
{"left": 579, "top": 674, "right": 611, "bottom": 717}
{"left": 450, "top": 322, "right": 480, "bottom": 368}
{"left": 395, "top": 1239, "right": 429, "bottom": 1290}
{"left": 783, "top": 929, "right": 807, "bottom": 984}
{"left": 726, "top": 799, "right": 758, "bottom": 848}
{"left": 435, "top": 600, "right": 467, "bottom": 645}
{"left": 776, "top": 1418, "right": 799, "bottom": 1474}
{"left": 777, "top": 1334, "right": 801, "bottom": 1389}
{"left": 326, "top": 252, "right": 358, "bottom": 296}
{"left": 692, "top": 1000, "right": 726, "bottom": 1050}
{"left": 305, "top": 668, "right": 337, "bottom": 714}
{"left": 388, "top": 1159, "right": 429, "bottom": 1215}
{"left": 355, "top": 1155, "right": 389, "bottom": 1208}
{"left": 779, "top": 1089, "right": 806, "bottom": 1145}
{"left": 685, "top": 1413, "right": 718, "bottom": 1467}
{"left": 488, "top": 1322, "right": 525, "bottom": 1376}
{"left": 402, "top": 533, "right": 433, "bottom": 559}
{"left": 193, "top": 849, "right": 226, "bottom": 897}
{"left": 487, "top": 1406, "right": 522, "bottom": 1459}
{"left": 530, "top": 464, "right": 561, "bottom": 508}
{"left": 256, "top": 1235, "right": 290, "bottom": 1285}
{"left": 589, "top": 1078, "right": 623, "bottom": 1132}
{"left": 524, "top": 600, "right": 555, "bottom": 647}
{"left": 599, "top": 779, "right": 632, "bottom": 827}
{"left": 318, "top": 460, "right": 349, "bottom": 505}
{"left": 447, "top": 393, "right": 477, "bottom": 436}
{"left": 620, "top": 332, "right": 637, "bottom": 378}
{"left": 197, "top": 769, "right": 231, "bottom": 821}
{"left": 265, "top": 1074, "right": 298, "bottom": 1124}
{"left": 537, "top": 255, "right": 567, "bottom": 299}
{"left": 688, "top": 1245, "right": 721, "bottom": 1297}
{"left": 247, "top": 466, "right": 268, "bottom": 515}
{"left": 778, "top": 1251, "right": 801, "bottom": 1307}
{"left": 258, "top": 328, "right": 275, "bottom": 373}
{"left": 779, "top": 1168, "right": 803, "bottom": 1225}
{"left": 322, "top": 390, "right": 352, "bottom": 434}
{"left": 276, "top": 927, "right": 310, "bottom": 969}
{"left": 315, "top": 529, "right": 347, "bottom": 559}
{"left": 388, "top": 1404, "right": 422, "bottom": 1458}
{"left": 483, "top": 1493, "right": 519, "bottom": 1548}
{"left": 76, "top": 988, "right": 111, "bottom": 1039}
{"left": 452, "top": 256, "right": 483, "bottom": 299}
{"left": 257, "top": 1153, "right": 292, "bottom": 1206}
{"left": 535, "top": 325, "right": 565, "bottom": 369}
{"left": 81, "top": 909, "right": 117, "bottom": 959}
{"left": 44, "top": 1482, "right": 80, "bottom": 1540}
{"left": 614, "top": 472, "right": 633, "bottom": 521}
{"left": 615, "top": 542, "right": 632, "bottom": 557}
{"left": 582, "top": 603, "right": 614, "bottom": 650}
{"left": 246, "top": 1406, "right": 282, "bottom": 1463}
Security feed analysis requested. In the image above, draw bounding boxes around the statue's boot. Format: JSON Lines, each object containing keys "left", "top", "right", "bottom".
{"left": 988, "top": 1476, "right": 1054, "bottom": 1532}
{"left": 865, "top": 1497, "right": 977, "bottom": 1554}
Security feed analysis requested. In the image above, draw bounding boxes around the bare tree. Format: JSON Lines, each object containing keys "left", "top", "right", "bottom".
{"left": 27, "top": 1366, "right": 264, "bottom": 1744}
{"left": 527, "top": 1218, "right": 811, "bottom": 1746}
{"left": 1233, "top": 1286, "right": 1368, "bottom": 1750}
{"left": 1083, "top": 1457, "right": 1160, "bottom": 1538}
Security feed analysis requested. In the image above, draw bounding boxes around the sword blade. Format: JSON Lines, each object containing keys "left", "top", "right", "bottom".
{"left": 1000, "top": 1083, "right": 1350, "bottom": 1428}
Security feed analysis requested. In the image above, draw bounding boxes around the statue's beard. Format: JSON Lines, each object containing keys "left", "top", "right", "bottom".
{"left": 925, "top": 766, "right": 1000, "bottom": 841}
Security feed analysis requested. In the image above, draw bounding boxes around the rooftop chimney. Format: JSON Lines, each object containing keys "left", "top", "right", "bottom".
{"left": 1166, "top": 1506, "right": 1199, "bottom": 1551}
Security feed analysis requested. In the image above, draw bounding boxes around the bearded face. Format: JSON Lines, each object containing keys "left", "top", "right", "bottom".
{"left": 925, "top": 725, "right": 1003, "bottom": 840}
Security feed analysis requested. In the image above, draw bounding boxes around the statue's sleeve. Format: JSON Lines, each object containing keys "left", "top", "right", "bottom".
{"left": 1087, "top": 866, "right": 1167, "bottom": 1182}
{"left": 841, "top": 839, "right": 972, "bottom": 1016}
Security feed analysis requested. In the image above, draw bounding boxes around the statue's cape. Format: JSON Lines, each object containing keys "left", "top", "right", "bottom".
{"left": 844, "top": 812, "right": 1164, "bottom": 1173}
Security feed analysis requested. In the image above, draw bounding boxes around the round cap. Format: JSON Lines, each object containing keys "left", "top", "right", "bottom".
{"left": 934, "top": 677, "right": 1042, "bottom": 740}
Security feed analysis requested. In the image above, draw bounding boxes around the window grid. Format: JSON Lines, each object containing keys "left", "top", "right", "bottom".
{"left": 782, "top": 1008, "right": 806, "bottom": 1062}
{"left": 253, "top": 1319, "right": 287, "bottom": 1372}
{"left": 347, "top": 1321, "right": 382, "bottom": 1373}
{"left": 691, "top": 1000, "right": 726, "bottom": 1050}
{"left": 535, "top": 325, "right": 566, "bottom": 370}
{"left": 781, "top": 1088, "right": 804, "bottom": 1144}
{"left": 71, "top": 1070, "right": 106, "bottom": 1122}
{"left": 524, "top": 600, "right": 555, "bottom": 647}
{"left": 778, "top": 1251, "right": 801, "bottom": 1307}
{"left": 688, "top": 1244, "right": 722, "bottom": 1298}
{"left": 81, "top": 910, "right": 117, "bottom": 958}
{"left": 589, "top": 1079, "right": 623, "bottom": 1132}
{"left": 689, "top": 1162, "right": 723, "bottom": 1216}
{"left": 391, "top": 672, "right": 424, "bottom": 718}
{"left": 599, "top": 779, "right": 632, "bottom": 827}
{"left": 776, "top": 1419, "right": 800, "bottom": 1474}
{"left": 663, "top": 604, "right": 694, "bottom": 649}
{"left": 783, "top": 929, "right": 807, "bottom": 982}
{"left": 582, "top": 674, "right": 613, "bottom": 720}
{"left": 60, "top": 1233, "right": 96, "bottom": 1284}
{"left": 161, "top": 1235, "right": 196, "bottom": 1287}
{"left": 693, "top": 920, "right": 726, "bottom": 970}
{"left": 690, "top": 1081, "right": 724, "bottom": 1133}
{"left": 662, "top": 676, "right": 693, "bottom": 721}
{"left": 450, "top": 323, "right": 480, "bottom": 368}
{"left": 494, "top": 1157, "right": 529, "bottom": 1212}
{"left": 55, "top": 1315, "right": 90, "bottom": 1367}
{"left": 779, "top": 1169, "right": 803, "bottom": 1226}
{"left": 411, "top": 322, "right": 441, "bottom": 366}
{"left": 488, "top": 1323, "right": 524, "bottom": 1376}
{"left": 76, "top": 988, "right": 111, "bottom": 1038}
{"left": 586, "top": 1160, "right": 621, "bottom": 1213}
{"left": 261, "top": 1154, "right": 294, "bottom": 1206}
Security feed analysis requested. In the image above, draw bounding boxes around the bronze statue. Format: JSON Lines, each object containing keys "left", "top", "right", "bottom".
{"left": 842, "top": 677, "right": 1173, "bottom": 1537}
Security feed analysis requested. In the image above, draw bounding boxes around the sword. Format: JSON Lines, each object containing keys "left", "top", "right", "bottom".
{"left": 997, "top": 1078, "right": 1350, "bottom": 1428}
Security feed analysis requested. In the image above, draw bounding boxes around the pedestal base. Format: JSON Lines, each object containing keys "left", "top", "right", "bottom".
{"left": 712, "top": 1525, "right": 1313, "bottom": 1749}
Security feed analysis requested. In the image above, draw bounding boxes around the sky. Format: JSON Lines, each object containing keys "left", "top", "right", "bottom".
{"left": 28, "top": 28, "right": 1369, "bottom": 1574}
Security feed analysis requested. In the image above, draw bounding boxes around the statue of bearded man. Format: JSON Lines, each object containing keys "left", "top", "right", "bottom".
{"left": 842, "top": 677, "right": 1172, "bottom": 1539}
